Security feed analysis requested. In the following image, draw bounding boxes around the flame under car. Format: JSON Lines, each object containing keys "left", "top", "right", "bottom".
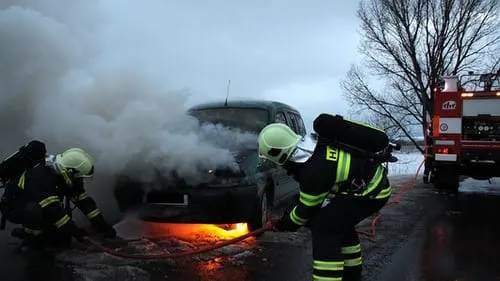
{"left": 113, "top": 100, "right": 304, "bottom": 232}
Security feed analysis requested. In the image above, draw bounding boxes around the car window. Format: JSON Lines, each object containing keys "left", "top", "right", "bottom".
{"left": 286, "top": 112, "right": 300, "bottom": 135}
{"left": 275, "top": 112, "right": 287, "bottom": 124}
{"left": 293, "top": 113, "right": 307, "bottom": 136}
{"left": 189, "top": 107, "right": 269, "bottom": 133}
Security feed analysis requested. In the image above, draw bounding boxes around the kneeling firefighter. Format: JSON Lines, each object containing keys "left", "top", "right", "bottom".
{"left": 258, "top": 114, "right": 393, "bottom": 281}
{"left": 0, "top": 142, "right": 116, "bottom": 250}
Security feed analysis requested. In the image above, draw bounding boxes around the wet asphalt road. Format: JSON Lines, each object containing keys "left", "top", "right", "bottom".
{"left": 2, "top": 176, "right": 500, "bottom": 281}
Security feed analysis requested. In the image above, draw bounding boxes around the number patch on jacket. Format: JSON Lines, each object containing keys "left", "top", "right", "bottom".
{"left": 325, "top": 146, "right": 338, "bottom": 161}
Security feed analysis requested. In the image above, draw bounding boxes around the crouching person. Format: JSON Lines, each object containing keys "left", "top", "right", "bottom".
{"left": 3, "top": 147, "right": 116, "bottom": 251}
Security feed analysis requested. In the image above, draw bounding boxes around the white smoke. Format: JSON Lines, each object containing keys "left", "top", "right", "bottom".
{"left": 0, "top": 1, "right": 257, "bottom": 221}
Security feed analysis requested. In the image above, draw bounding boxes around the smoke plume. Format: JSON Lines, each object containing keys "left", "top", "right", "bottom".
{"left": 0, "top": 1, "right": 257, "bottom": 220}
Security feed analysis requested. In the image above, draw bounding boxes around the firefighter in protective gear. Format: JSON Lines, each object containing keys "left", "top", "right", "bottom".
{"left": 423, "top": 124, "right": 434, "bottom": 184}
{"left": 258, "top": 120, "right": 391, "bottom": 281}
{"left": 4, "top": 147, "right": 116, "bottom": 251}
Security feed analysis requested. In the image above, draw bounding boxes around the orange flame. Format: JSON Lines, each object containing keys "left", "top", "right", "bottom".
{"left": 152, "top": 222, "right": 250, "bottom": 242}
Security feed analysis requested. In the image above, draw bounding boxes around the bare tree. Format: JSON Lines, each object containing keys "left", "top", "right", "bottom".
{"left": 340, "top": 0, "right": 499, "bottom": 153}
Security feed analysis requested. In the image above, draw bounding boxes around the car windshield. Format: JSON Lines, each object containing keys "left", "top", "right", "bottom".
{"left": 189, "top": 107, "right": 269, "bottom": 133}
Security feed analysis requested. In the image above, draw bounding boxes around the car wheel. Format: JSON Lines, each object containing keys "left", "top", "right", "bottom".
{"left": 248, "top": 189, "right": 268, "bottom": 235}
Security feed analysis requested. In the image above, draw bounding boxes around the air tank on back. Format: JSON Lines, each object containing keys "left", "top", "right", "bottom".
{"left": 313, "top": 113, "right": 389, "bottom": 154}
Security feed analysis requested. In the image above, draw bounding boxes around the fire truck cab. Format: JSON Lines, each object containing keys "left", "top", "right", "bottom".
{"left": 430, "top": 71, "right": 500, "bottom": 192}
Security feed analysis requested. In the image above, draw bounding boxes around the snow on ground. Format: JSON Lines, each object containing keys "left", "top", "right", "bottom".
{"left": 387, "top": 152, "right": 424, "bottom": 176}
{"left": 387, "top": 151, "right": 500, "bottom": 194}
{"left": 460, "top": 177, "right": 500, "bottom": 194}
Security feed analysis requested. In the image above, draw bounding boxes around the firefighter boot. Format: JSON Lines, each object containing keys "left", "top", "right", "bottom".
{"left": 423, "top": 173, "right": 429, "bottom": 184}
{"left": 11, "top": 228, "right": 45, "bottom": 255}
{"left": 343, "top": 269, "right": 362, "bottom": 281}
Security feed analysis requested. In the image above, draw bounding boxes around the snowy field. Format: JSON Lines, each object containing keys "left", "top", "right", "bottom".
{"left": 387, "top": 151, "right": 500, "bottom": 194}
{"left": 388, "top": 152, "right": 424, "bottom": 176}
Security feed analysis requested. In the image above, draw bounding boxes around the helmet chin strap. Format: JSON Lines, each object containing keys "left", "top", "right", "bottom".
{"left": 288, "top": 134, "right": 317, "bottom": 163}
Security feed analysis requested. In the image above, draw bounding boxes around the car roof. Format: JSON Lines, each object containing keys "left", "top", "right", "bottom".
{"left": 187, "top": 99, "right": 301, "bottom": 113}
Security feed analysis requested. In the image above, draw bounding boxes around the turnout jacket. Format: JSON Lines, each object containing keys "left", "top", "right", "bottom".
{"left": 285, "top": 142, "right": 392, "bottom": 228}
{"left": 16, "top": 164, "right": 105, "bottom": 235}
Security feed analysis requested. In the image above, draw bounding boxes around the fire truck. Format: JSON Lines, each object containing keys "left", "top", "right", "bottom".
{"left": 429, "top": 71, "right": 500, "bottom": 192}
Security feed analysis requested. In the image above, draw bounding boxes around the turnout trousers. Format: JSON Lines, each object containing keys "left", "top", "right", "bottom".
{"left": 309, "top": 195, "right": 389, "bottom": 281}
{"left": 4, "top": 199, "right": 72, "bottom": 249}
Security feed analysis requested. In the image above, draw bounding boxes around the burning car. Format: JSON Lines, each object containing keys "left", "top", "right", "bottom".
{"left": 113, "top": 100, "right": 307, "bottom": 231}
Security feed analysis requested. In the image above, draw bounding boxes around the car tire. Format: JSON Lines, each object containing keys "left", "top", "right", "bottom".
{"left": 248, "top": 189, "right": 269, "bottom": 236}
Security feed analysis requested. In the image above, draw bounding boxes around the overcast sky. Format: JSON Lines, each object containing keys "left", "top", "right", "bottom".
{"left": 101, "top": 0, "right": 363, "bottom": 132}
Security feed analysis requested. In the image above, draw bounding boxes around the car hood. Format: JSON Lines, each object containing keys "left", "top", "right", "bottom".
{"left": 146, "top": 147, "right": 261, "bottom": 190}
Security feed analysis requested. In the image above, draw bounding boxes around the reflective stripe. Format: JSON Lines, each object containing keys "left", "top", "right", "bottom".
{"left": 313, "top": 260, "right": 344, "bottom": 270}
{"left": 60, "top": 170, "right": 73, "bottom": 186}
{"left": 361, "top": 165, "right": 385, "bottom": 196}
{"left": 3, "top": 150, "right": 20, "bottom": 162}
{"left": 72, "top": 192, "right": 88, "bottom": 202}
{"left": 23, "top": 227, "right": 43, "bottom": 235}
{"left": 54, "top": 214, "right": 70, "bottom": 228}
{"left": 341, "top": 244, "right": 361, "bottom": 254}
{"left": 312, "top": 276, "right": 342, "bottom": 281}
{"left": 17, "top": 172, "right": 26, "bottom": 189}
{"left": 289, "top": 207, "right": 307, "bottom": 225}
{"left": 86, "top": 209, "right": 101, "bottom": 219}
{"left": 299, "top": 191, "right": 329, "bottom": 207}
{"left": 344, "top": 257, "right": 362, "bottom": 267}
{"left": 375, "top": 186, "right": 392, "bottom": 199}
{"left": 339, "top": 165, "right": 387, "bottom": 197}
{"left": 39, "top": 196, "right": 60, "bottom": 208}
{"left": 335, "top": 150, "right": 351, "bottom": 183}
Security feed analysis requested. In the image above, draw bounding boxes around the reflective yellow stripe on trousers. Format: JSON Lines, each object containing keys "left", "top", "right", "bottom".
{"left": 312, "top": 260, "right": 343, "bottom": 281}
{"left": 341, "top": 244, "right": 362, "bottom": 267}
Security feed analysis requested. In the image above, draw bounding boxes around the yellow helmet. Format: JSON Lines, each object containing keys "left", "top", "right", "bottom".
{"left": 55, "top": 148, "right": 94, "bottom": 178}
{"left": 258, "top": 123, "right": 301, "bottom": 165}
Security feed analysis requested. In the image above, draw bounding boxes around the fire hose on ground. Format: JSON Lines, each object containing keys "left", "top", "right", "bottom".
{"left": 85, "top": 159, "right": 426, "bottom": 260}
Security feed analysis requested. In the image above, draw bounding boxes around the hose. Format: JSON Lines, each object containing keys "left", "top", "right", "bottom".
{"left": 356, "top": 158, "right": 425, "bottom": 237}
{"left": 87, "top": 157, "right": 425, "bottom": 259}
{"left": 86, "top": 224, "right": 270, "bottom": 260}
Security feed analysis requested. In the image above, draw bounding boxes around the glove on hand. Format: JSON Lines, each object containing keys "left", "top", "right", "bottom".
{"left": 270, "top": 208, "right": 302, "bottom": 232}
{"left": 91, "top": 216, "right": 117, "bottom": 238}
{"left": 71, "top": 226, "right": 90, "bottom": 242}
{"left": 272, "top": 217, "right": 301, "bottom": 232}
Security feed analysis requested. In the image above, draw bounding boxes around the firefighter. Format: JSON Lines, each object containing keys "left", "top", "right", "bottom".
{"left": 258, "top": 121, "right": 391, "bottom": 281}
{"left": 423, "top": 125, "right": 434, "bottom": 184}
{"left": 3, "top": 147, "right": 116, "bottom": 251}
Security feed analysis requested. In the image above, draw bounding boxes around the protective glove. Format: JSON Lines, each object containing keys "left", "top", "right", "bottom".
{"left": 91, "top": 216, "right": 117, "bottom": 238}
{"left": 98, "top": 224, "right": 117, "bottom": 238}
{"left": 269, "top": 209, "right": 302, "bottom": 232}
{"left": 70, "top": 225, "right": 90, "bottom": 242}
{"left": 273, "top": 217, "right": 301, "bottom": 232}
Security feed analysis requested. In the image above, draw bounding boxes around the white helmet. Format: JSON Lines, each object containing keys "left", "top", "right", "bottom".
{"left": 55, "top": 148, "right": 94, "bottom": 178}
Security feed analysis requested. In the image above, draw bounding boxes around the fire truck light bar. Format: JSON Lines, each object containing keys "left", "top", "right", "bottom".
{"left": 461, "top": 92, "right": 500, "bottom": 97}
